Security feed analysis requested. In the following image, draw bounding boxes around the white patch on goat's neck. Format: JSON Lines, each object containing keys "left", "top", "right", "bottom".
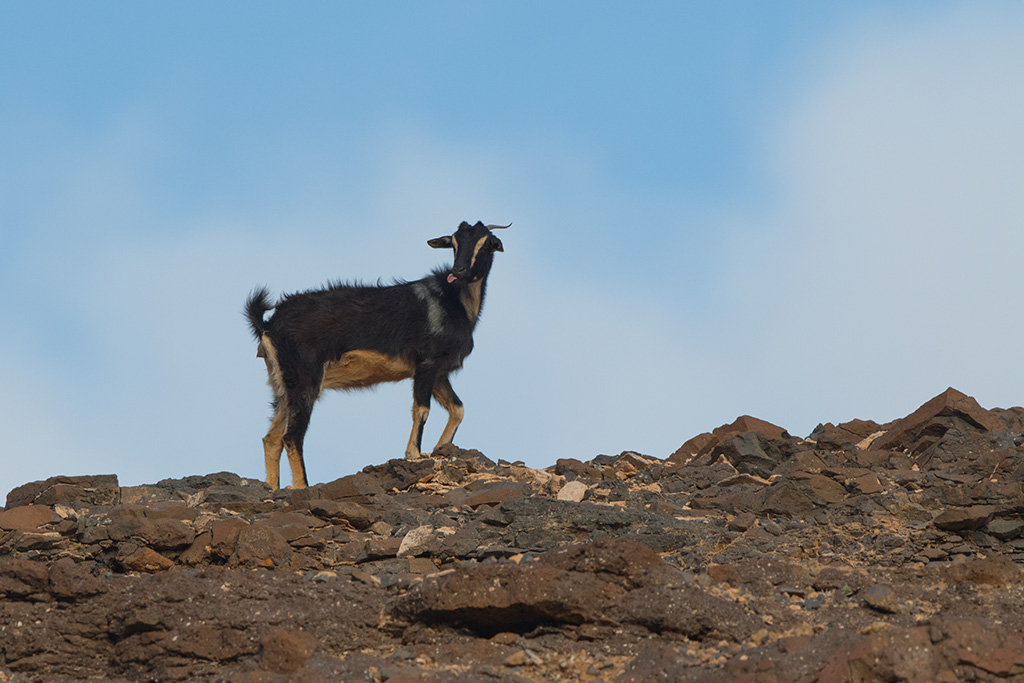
{"left": 413, "top": 282, "right": 445, "bottom": 335}
{"left": 461, "top": 280, "right": 483, "bottom": 323}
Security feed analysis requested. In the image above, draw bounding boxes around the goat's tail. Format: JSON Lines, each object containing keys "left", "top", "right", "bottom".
{"left": 244, "top": 286, "right": 275, "bottom": 340}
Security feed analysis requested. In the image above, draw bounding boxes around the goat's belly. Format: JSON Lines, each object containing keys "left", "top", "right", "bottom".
{"left": 321, "top": 351, "right": 414, "bottom": 390}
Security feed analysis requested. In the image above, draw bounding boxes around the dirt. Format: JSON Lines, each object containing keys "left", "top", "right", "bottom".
{"left": 1, "top": 386, "right": 1023, "bottom": 682}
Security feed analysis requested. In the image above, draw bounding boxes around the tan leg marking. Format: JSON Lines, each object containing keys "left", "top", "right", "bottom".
{"left": 259, "top": 335, "right": 288, "bottom": 489}
{"left": 285, "top": 441, "right": 308, "bottom": 489}
{"left": 432, "top": 379, "right": 464, "bottom": 451}
{"left": 405, "top": 403, "right": 430, "bottom": 459}
{"left": 263, "top": 407, "right": 287, "bottom": 489}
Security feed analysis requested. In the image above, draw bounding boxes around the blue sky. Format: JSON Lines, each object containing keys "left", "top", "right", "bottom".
{"left": 2, "top": 2, "right": 1023, "bottom": 494}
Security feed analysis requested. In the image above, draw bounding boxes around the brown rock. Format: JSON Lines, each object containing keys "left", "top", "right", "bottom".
{"left": 106, "top": 517, "right": 196, "bottom": 550}
{"left": 260, "top": 628, "right": 319, "bottom": 674}
{"left": 178, "top": 530, "right": 213, "bottom": 566}
{"left": 861, "top": 584, "right": 899, "bottom": 613}
{"left": 461, "top": 481, "right": 529, "bottom": 508}
{"left": 541, "top": 537, "right": 665, "bottom": 588}
{"left": 667, "top": 432, "right": 715, "bottom": 463}
{"left": 873, "top": 388, "right": 1005, "bottom": 453}
{"left": 315, "top": 473, "right": 385, "bottom": 503}
{"left": 0, "top": 557, "right": 50, "bottom": 597}
{"left": 944, "top": 555, "right": 1022, "bottom": 587}
{"left": 932, "top": 505, "right": 998, "bottom": 531}
{"left": 556, "top": 480, "right": 588, "bottom": 502}
{"left": 758, "top": 473, "right": 847, "bottom": 516}
{"left": 669, "top": 416, "right": 791, "bottom": 464}
{"left": 305, "top": 500, "right": 378, "bottom": 530}
{"left": 0, "top": 505, "right": 58, "bottom": 531}
{"left": 47, "top": 557, "right": 103, "bottom": 599}
{"left": 210, "top": 517, "right": 250, "bottom": 558}
{"left": 119, "top": 546, "right": 174, "bottom": 572}
{"left": 229, "top": 525, "right": 294, "bottom": 568}
{"left": 5, "top": 474, "right": 120, "bottom": 509}
{"left": 552, "top": 458, "right": 603, "bottom": 479}
{"left": 394, "top": 561, "right": 623, "bottom": 633}
{"left": 986, "top": 518, "right": 1024, "bottom": 540}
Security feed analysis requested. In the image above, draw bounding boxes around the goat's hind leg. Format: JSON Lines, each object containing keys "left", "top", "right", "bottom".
{"left": 262, "top": 400, "right": 288, "bottom": 490}
{"left": 432, "top": 376, "right": 464, "bottom": 452}
{"left": 281, "top": 385, "right": 317, "bottom": 489}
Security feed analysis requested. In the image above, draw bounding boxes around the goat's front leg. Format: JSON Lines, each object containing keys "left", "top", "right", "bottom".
{"left": 405, "top": 368, "right": 437, "bottom": 459}
{"left": 432, "top": 376, "right": 464, "bottom": 452}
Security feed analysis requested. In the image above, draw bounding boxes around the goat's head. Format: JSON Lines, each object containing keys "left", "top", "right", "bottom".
{"left": 428, "top": 221, "right": 509, "bottom": 284}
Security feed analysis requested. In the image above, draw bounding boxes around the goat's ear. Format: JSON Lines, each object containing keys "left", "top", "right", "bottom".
{"left": 427, "top": 236, "right": 453, "bottom": 249}
{"left": 490, "top": 235, "right": 504, "bottom": 252}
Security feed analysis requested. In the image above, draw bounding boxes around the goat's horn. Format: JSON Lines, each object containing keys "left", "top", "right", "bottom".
{"left": 486, "top": 223, "right": 512, "bottom": 230}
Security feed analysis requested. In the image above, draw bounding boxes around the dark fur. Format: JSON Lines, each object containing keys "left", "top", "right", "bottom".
{"left": 245, "top": 221, "right": 504, "bottom": 488}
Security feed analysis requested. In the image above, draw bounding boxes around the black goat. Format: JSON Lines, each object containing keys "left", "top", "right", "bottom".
{"left": 244, "top": 221, "right": 508, "bottom": 489}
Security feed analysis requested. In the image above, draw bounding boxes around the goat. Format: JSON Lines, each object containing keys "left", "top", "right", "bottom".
{"left": 244, "top": 221, "right": 508, "bottom": 489}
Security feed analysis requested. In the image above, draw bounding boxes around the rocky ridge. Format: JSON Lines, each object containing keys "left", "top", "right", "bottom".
{"left": 1, "top": 387, "right": 1023, "bottom": 682}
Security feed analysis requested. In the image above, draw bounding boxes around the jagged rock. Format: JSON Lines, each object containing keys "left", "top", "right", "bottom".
{"left": 986, "top": 518, "right": 1024, "bottom": 540}
{"left": 259, "top": 628, "right": 319, "bottom": 674}
{"left": 106, "top": 516, "right": 196, "bottom": 550}
{"left": 874, "top": 388, "right": 1005, "bottom": 454}
{"left": 6, "top": 474, "right": 120, "bottom": 509}
{"left": 861, "top": 583, "right": 899, "bottom": 613}
{"left": 229, "top": 525, "right": 293, "bottom": 568}
{"left": 211, "top": 517, "right": 250, "bottom": 558}
{"left": 933, "top": 505, "right": 998, "bottom": 531}
{"left": 119, "top": 545, "right": 175, "bottom": 572}
{"left": 303, "top": 473, "right": 386, "bottom": 503}
{"left": 0, "top": 505, "right": 58, "bottom": 531}
{"left": 556, "top": 480, "right": 588, "bottom": 502}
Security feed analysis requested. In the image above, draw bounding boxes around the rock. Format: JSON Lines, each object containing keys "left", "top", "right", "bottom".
{"left": 669, "top": 415, "right": 791, "bottom": 465}
{"left": 179, "top": 530, "right": 213, "bottom": 565}
{"left": 861, "top": 584, "right": 900, "bottom": 613}
{"left": 5, "top": 474, "right": 120, "bottom": 509}
{"left": 393, "top": 559, "right": 624, "bottom": 634}
{"left": 757, "top": 473, "right": 847, "bottom": 516}
{"left": 119, "top": 546, "right": 175, "bottom": 572}
{"left": 873, "top": 388, "right": 1004, "bottom": 453}
{"left": 985, "top": 518, "right": 1024, "bottom": 540}
{"left": 711, "top": 433, "right": 778, "bottom": 477}
{"left": 552, "top": 458, "right": 603, "bottom": 480}
{"left": 397, "top": 525, "right": 436, "bottom": 557}
{"left": 210, "top": 517, "right": 250, "bottom": 558}
{"left": 361, "top": 458, "right": 436, "bottom": 491}
{"left": 556, "top": 480, "right": 588, "bottom": 502}
{"left": 944, "top": 555, "right": 1022, "bottom": 587}
{"left": 48, "top": 557, "right": 103, "bottom": 599}
{"left": 229, "top": 525, "right": 294, "bottom": 568}
{"left": 260, "top": 628, "right": 319, "bottom": 674}
{"left": 460, "top": 481, "right": 529, "bottom": 508}
{"left": 667, "top": 432, "right": 716, "bottom": 463}
{"left": 312, "top": 473, "right": 385, "bottom": 503}
{"left": 0, "top": 505, "right": 58, "bottom": 531}
{"left": 0, "top": 557, "right": 50, "bottom": 597}
{"left": 305, "top": 500, "right": 378, "bottom": 530}
{"left": 932, "top": 505, "right": 998, "bottom": 531}
{"left": 106, "top": 517, "right": 196, "bottom": 550}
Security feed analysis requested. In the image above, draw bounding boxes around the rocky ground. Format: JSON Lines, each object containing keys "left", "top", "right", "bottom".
{"left": 2, "top": 387, "right": 1024, "bottom": 682}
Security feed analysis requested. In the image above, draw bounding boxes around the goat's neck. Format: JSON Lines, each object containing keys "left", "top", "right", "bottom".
{"left": 461, "top": 277, "right": 486, "bottom": 325}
